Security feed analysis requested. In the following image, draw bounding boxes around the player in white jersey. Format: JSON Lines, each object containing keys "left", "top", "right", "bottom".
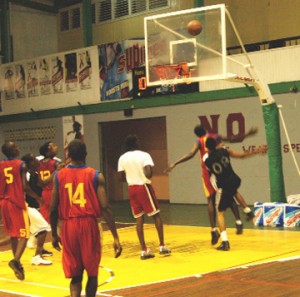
{"left": 118, "top": 135, "right": 171, "bottom": 260}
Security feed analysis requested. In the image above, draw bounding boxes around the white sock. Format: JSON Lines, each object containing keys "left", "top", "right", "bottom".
{"left": 236, "top": 220, "right": 242, "bottom": 225}
{"left": 221, "top": 231, "right": 228, "bottom": 241}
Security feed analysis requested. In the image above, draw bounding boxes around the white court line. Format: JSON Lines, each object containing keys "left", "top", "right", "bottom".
{"left": 0, "top": 277, "right": 69, "bottom": 291}
{"left": 0, "top": 249, "right": 11, "bottom": 254}
{"left": 0, "top": 288, "right": 42, "bottom": 297}
{"left": 101, "top": 253, "right": 300, "bottom": 294}
{"left": 0, "top": 265, "right": 115, "bottom": 294}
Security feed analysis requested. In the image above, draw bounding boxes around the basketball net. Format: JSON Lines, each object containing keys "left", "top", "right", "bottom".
{"left": 152, "top": 62, "right": 191, "bottom": 93}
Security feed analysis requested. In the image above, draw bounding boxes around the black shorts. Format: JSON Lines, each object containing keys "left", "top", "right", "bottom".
{"left": 217, "top": 176, "right": 241, "bottom": 212}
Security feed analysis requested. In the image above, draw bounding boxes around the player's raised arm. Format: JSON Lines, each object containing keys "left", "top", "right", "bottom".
{"left": 164, "top": 142, "right": 199, "bottom": 173}
{"left": 219, "top": 126, "right": 258, "bottom": 143}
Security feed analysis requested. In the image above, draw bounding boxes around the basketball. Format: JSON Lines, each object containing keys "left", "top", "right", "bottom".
{"left": 187, "top": 20, "right": 202, "bottom": 36}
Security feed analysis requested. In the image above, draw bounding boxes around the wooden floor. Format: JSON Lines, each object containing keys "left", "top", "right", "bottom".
{"left": 1, "top": 203, "right": 300, "bottom": 297}
{"left": 106, "top": 257, "right": 300, "bottom": 297}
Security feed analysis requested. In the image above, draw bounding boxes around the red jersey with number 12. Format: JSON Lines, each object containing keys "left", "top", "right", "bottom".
{"left": 55, "top": 165, "right": 102, "bottom": 220}
{"left": 39, "top": 159, "right": 57, "bottom": 191}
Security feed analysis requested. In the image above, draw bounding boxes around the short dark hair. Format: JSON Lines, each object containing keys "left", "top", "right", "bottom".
{"left": 39, "top": 141, "right": 51, "bottom": 157}
{"left": 205, "top": 137, "right": 217, "bottom": 151}
{"left": 194, "top": 125, "right": 207, "bottom": 137}
{"left": 68, "top": 139, "right": 87, "bottom": 161}
{"left": 21, "top": 153, "right": 35, "bottom": 165}
{"left": 2, "top": 141, "right": 16, "bottom": 158}
{"left": 124, "top": 134, "right": 138, "bottom": 151}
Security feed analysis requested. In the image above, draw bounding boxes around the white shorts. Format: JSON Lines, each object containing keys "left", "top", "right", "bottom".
{"left": 28, "top": 207, "right": 51, "bottom": 236}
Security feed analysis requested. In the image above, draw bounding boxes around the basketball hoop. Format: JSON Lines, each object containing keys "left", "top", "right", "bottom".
{"left": 152, "top": 62, "right": 192, "bottom": 93}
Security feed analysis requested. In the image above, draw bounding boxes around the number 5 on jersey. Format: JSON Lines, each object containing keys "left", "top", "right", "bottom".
{"left": 65, "top": 183, "right": 87, "bottom": 207}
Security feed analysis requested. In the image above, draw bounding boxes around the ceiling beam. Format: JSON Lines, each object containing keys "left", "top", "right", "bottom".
{"left": 10, "top": 0, "right": 57, "bottom": 13}
{"left": 54, "top": 0, "right": 81, "bottom": 10}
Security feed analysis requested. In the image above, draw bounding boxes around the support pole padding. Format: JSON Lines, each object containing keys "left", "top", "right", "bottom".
{"left": 262, "top": 103, "right": 286, "bottom": 202}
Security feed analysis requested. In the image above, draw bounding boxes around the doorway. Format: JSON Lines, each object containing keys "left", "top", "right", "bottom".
{"left": 100, "top": 117, "right": 169, "bottom": 202}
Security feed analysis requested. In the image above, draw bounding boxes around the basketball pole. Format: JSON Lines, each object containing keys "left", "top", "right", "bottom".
{"left": 225, "top": 8, "right": 286, "bottom": 203}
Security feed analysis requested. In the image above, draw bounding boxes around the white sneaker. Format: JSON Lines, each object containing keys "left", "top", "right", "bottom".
{"left": 31, "top": 255, "right": 52, "bottom": 265}
{"left": 159, "top": 245, "right": 171, "bottom": 255}
{"left": 27, "top": 235, "right": 37, "bottom": 249}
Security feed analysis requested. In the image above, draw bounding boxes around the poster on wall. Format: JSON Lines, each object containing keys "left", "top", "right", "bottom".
{"left": 62, "top": 115, "right": 84, "bottom": 162}
{"left": 15, "top": 64, "right": 26, "bottom": 98}
{"left": 26, "top": 60, "right": 39, "bottom": 97}
{"left": 65, "top": 52, "right": 78, "bottom": 92}
{"left": 78, "top": 50, "right": 92, "bottom": 90}
{"left": 51, "top": 55, "right": 64, "bottom": 94}
{"left": 39, "top": 58, "right": 52, "bottom": 95}
{"left": 99, "top": 39, "right": 145, "bottom": 101}
{"left": 3, "top": 65, "right": 15, "bottom": 100}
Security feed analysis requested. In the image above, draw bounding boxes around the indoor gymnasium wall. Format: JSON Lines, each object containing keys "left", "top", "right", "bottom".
{"left": 55, "top": 0, "right": 300, "bottom": 53}
{"left": 10, "top": 4, "right": 57, "bottom": 61}
{"left": 58, "top": 0, "right": 195, "bottom": 51}
{"left": 205, "top": 0, "right": 300, "bottom": 46}
{"left": 0, "top": 89, "right": 298, "bottom": 205}
{"left": 68, "top": 90, "right": 300, "bottom": 205}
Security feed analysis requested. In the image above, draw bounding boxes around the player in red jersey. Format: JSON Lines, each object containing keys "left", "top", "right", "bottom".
{"left": 50, "top": 139, "right": 122, "bottom": 297}
{"left": 165, "top": 125, "right": 257, "bottom": 245}
{"left": 0, "top": 141, "right": 43, "bottom": 280}
{"left": 38, "top": 141, "right": 62, "bottom": 223}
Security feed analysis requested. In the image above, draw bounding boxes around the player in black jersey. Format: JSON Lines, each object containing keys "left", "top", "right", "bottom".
{"left": 204, "top": 137, "right": 267, "bottom": 251}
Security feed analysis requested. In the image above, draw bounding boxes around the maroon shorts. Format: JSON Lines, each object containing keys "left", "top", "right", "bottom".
{"left": 1, "top": 199, "right": 30, "bottom": 238}
{"left": 61, "top": 216, "right": 101, "bottom": 278}
{"left": 128, "top": 184, "right": 160, "bottom": 218}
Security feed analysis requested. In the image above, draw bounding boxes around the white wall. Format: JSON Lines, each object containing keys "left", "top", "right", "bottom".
{"left": 0, "top": 90, "right": 299, "bottom": 205}
{"left": 10, "top": 4, "right": 58, "bottom": 61}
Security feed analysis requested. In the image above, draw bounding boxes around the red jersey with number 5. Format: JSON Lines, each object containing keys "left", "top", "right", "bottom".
{"left": 55, "top": 165, "right": 102, "bottom": 219}
{"left": 0, "top": 159, "right": 26, "bottom": 209}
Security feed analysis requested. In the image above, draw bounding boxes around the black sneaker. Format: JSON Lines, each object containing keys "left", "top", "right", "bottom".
{"left": 8, "top": 259, "right": 25, "bottom": 280}
{"left": 216, "top": 241, "right": 230, "bottom": 251}
{"left": 42, "top": 249, "right": 53, "bottom": 257}
{"left": 211, "top": 230, "right": 220, "bottom": 245}
{"left": 236, "top": 223, "right": 243, "bottom": 235}
{"left": 245, "top": 211, "right": 255, "bottom": 221}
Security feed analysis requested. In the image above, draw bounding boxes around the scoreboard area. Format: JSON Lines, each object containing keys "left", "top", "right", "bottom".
{"left": 132, "top": 66, "right": 199, "bottom": 98}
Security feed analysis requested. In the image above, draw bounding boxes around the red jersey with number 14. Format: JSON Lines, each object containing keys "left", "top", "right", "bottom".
{"left": 0, "top": 159, "right": 26, "bottom": 209}
{"left": 55, "top": 165, "right": 102, "bottom": 220}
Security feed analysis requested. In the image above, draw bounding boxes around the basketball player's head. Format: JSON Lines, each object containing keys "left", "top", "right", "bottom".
{"left": 194, "top": 125, "right": 207, "bottom": 137}
{"left": 124, "top": 134, "right": 139, "bottom": 151}
{"left": 205, "top": 137, "right": 217, "bottom": 152}
{"left": 39, "top": 141, "right": 58, "bottom": 158}
{"left": 2, "top": 141, "right": 20, "bottom": 158}
{"left": 21, "top": 153, "right": 39, "bottom": 172}
{"left": 68, "top": 139, "right": 87, "bottom": 162}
